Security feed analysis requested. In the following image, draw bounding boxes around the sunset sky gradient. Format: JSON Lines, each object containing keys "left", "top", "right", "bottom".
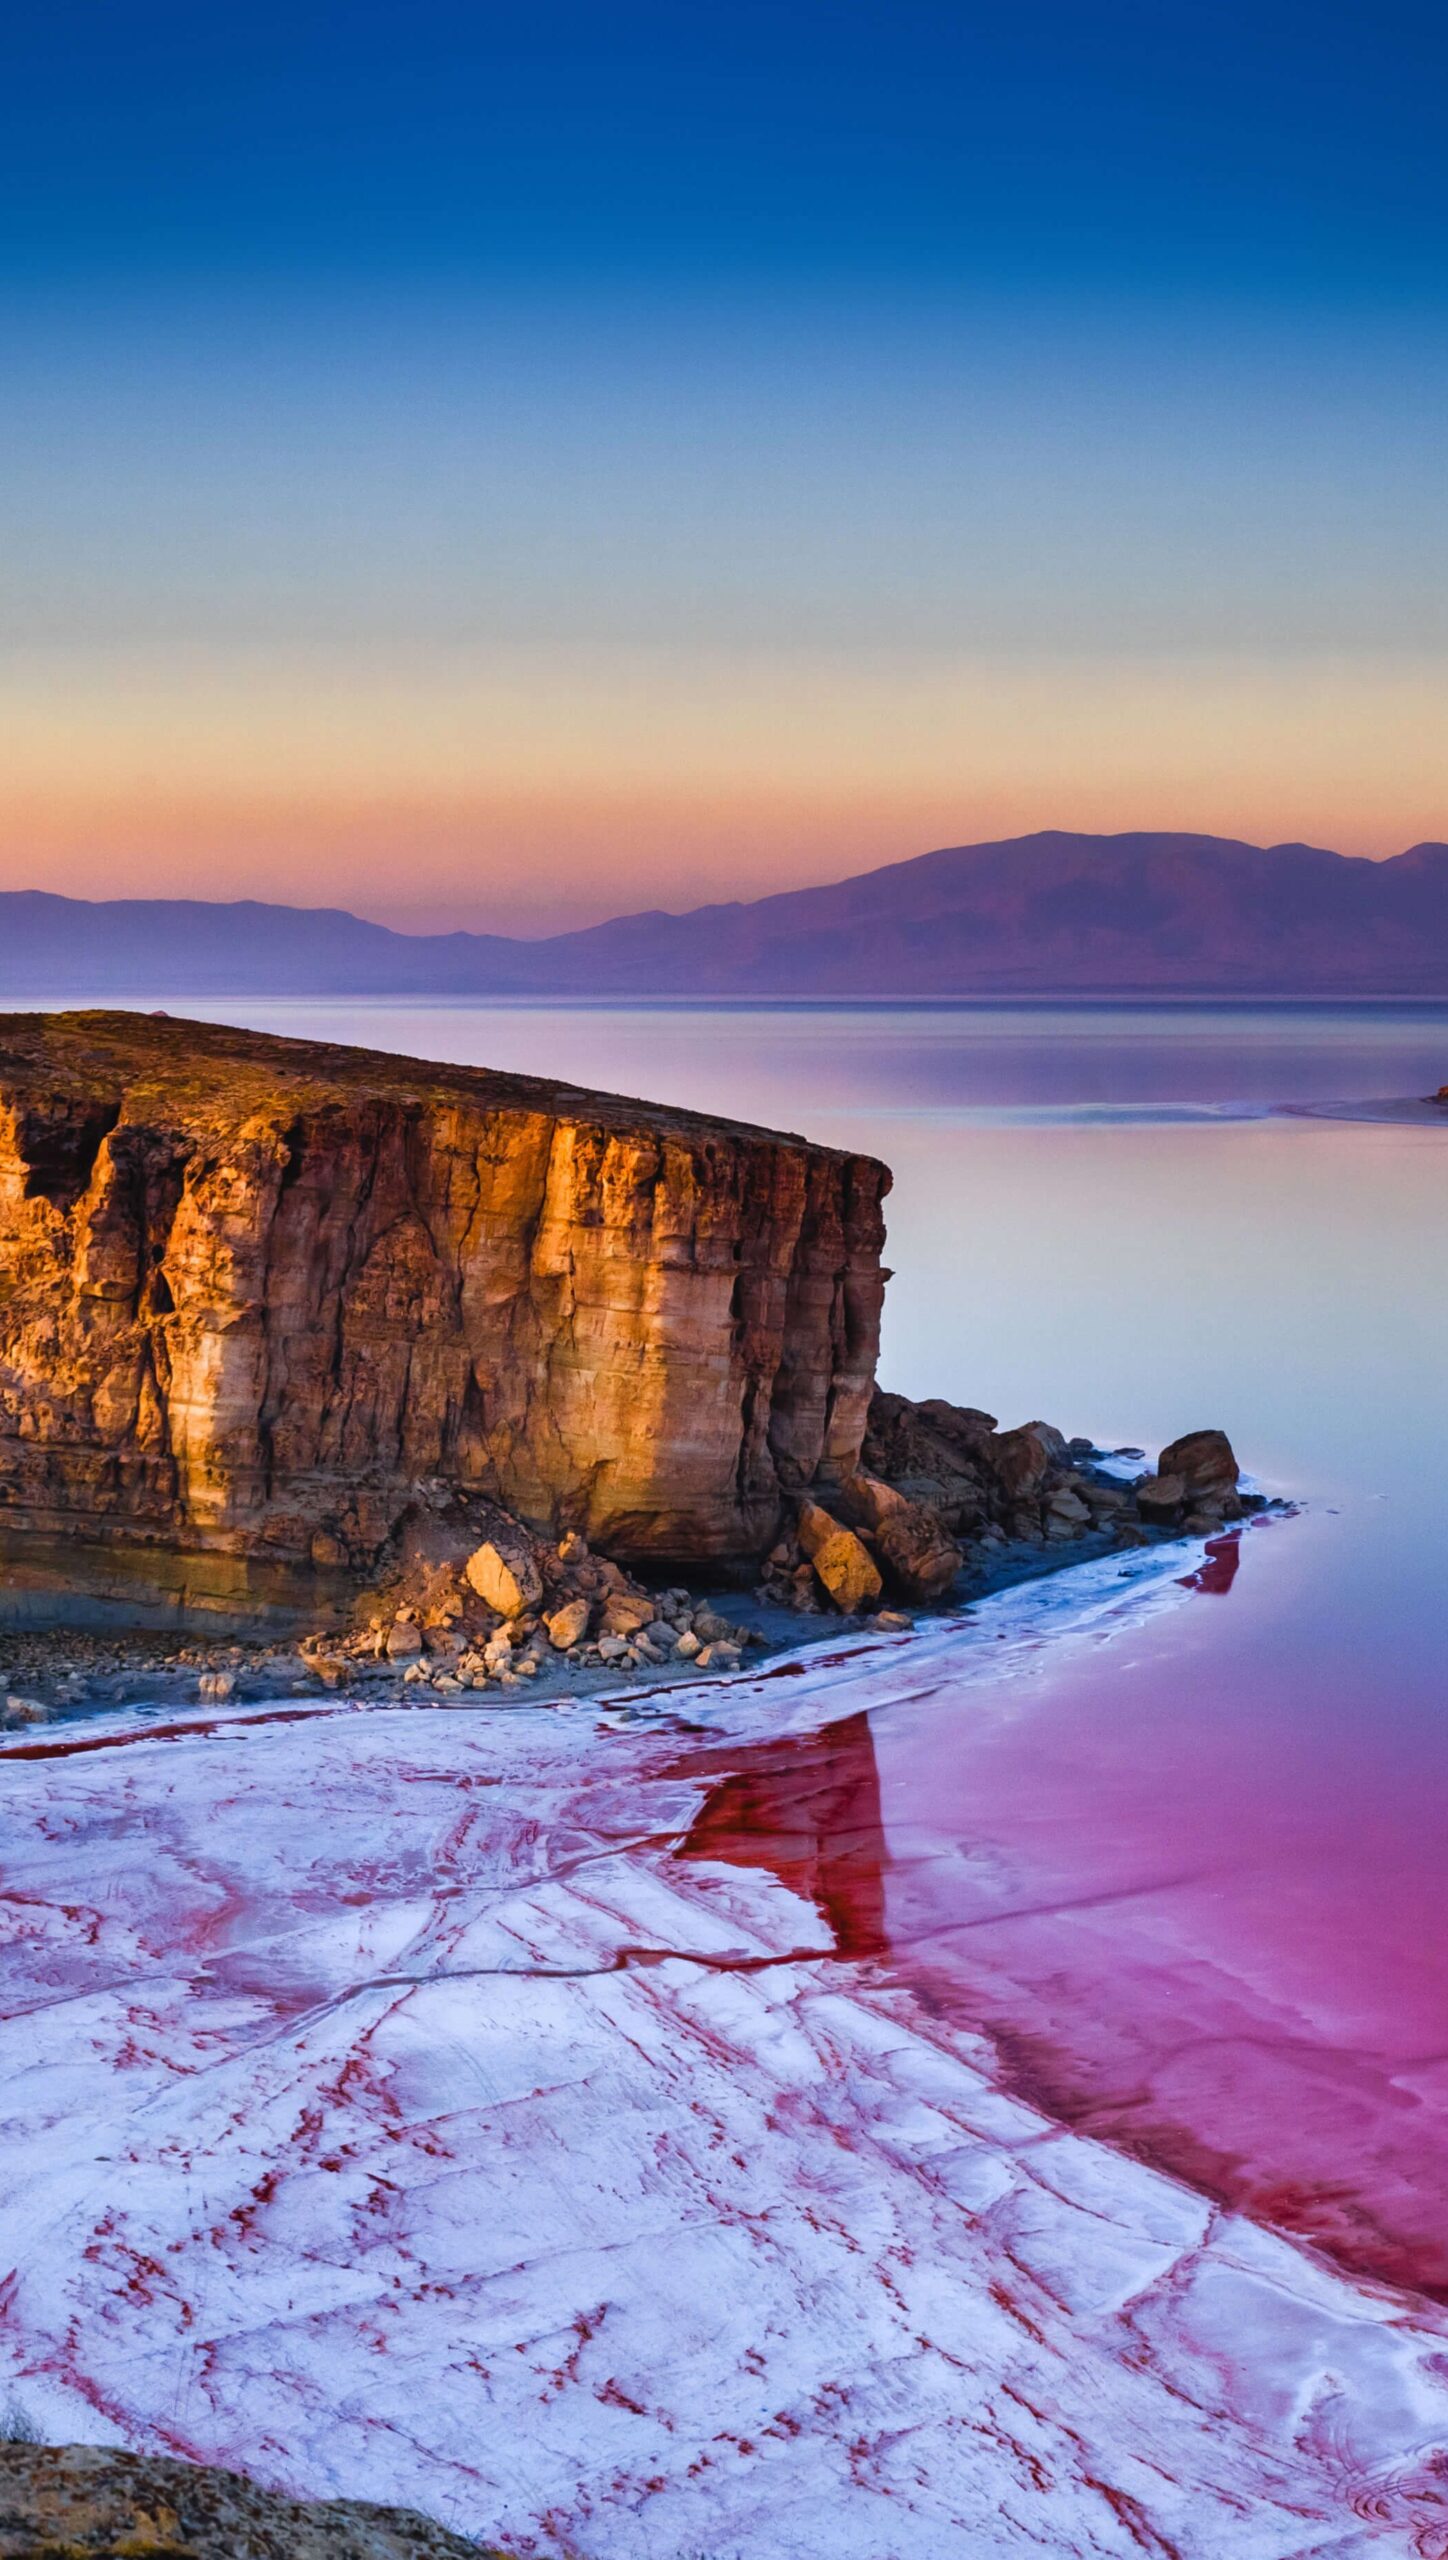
{"left": 4, "top": 0, "right": 1445, "bottom": 932}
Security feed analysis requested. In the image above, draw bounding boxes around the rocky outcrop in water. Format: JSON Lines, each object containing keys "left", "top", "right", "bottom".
{"left": 750, "top": 1397, "right": 1257, "bottom": 1617}
{"left": 0, "top": 1013, "right": 888, "bottom": 1630}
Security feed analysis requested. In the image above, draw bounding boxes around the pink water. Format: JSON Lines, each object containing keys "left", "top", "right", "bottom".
{"left": 680, "top": 1503, "right": 1448, "bottom": 2296}
{"left": 70, "top": 995, "right": 1448, "bottom": 2302}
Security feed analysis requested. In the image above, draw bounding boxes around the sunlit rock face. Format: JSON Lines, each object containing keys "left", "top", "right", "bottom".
{"left": 0, "top": 1012, "right": 888, "bottom": 1626}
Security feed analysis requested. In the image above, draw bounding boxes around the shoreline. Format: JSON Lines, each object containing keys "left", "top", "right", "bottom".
{"left": 0, "top": 1522, "right": 1212, "bottom": 1751}
{"left": 0, "top": 1513, "right": 1188, "bottom": 1728}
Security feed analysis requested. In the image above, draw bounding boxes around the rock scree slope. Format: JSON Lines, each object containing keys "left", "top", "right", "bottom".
{"left": 0, "top": 1012, "right": 887, "bottom": 1628}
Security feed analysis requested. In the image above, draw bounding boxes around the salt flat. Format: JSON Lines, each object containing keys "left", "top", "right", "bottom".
{"left": 1, "top": 1560, "right": 1445, "bottom": 2559}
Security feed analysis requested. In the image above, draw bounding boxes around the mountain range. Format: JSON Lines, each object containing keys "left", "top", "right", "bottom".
{"left": 5, "top": 831, "right": 1448, "bottom": 999}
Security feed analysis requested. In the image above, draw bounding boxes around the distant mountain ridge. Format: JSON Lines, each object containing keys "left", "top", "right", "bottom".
{"left": 5, "top": 831, "right": 1448, "bottom": 997}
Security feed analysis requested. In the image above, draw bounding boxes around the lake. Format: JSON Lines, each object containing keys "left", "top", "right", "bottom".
{"left": 162, "top": 995, "right": 1448, "bottom": 2296}
{"left": 7, "top": 993, "right": 1448, "bottom": 2551}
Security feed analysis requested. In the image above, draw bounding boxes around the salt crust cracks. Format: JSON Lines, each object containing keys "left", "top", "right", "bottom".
{"left": 0, "top": 1549, "right": 1446, "bottom": 2558}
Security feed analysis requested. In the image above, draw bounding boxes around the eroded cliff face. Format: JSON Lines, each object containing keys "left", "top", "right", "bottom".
{"left": 0, "top": 1013, "right": 888, "bottom": 1627}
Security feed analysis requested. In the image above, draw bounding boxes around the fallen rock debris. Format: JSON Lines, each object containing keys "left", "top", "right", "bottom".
{"left": 0, "top": 1400, "right": 1271, "bottom": 1720}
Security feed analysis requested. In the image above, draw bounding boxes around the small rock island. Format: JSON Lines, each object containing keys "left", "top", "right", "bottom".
{"left": 0, "top": 1011, "right": 1254, "bottom": 1711}
{"left": 0, "top": 1010, "right": 888, "bottom": 1626}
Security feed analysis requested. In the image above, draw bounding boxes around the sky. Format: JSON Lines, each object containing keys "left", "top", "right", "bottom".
{"left": 2, "top": 0, "right": 1445, "bottom": 935}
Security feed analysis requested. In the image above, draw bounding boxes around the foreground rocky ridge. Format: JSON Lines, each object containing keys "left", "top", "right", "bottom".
{"left": 0, "top": 1011, "right": 886, "bottom": 1628}
{"left": 0, "top": 2443, "right": 497, "bottom": 2559}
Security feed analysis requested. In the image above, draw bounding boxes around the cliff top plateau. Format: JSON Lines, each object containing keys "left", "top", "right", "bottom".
{"left": 0, "top": 1006, "right": 821, "bottom": 1152}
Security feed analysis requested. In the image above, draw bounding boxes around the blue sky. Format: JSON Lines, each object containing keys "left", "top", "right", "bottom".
{"left": 2, "top": 0, "right": 1444, "bottom": 930}
{"left": 6, "top": 0, "right": 1445, "bottom": 298}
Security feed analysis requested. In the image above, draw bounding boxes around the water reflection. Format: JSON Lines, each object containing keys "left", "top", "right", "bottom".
{"left": 1178, "top": 1531, "right": 1241, "bottom": 1594}
{"left": 676, "top": 1712, "right": 888, "bottom": 1961}
{"left": 676, "top": 1516, "right": 1448, "bottom": 2301}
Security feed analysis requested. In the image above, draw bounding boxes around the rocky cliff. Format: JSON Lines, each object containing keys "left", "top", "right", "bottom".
{"left": 0, "top": 1013, "right": 888, "bottom": 1629}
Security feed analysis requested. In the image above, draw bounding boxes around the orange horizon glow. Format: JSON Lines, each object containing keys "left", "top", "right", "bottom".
{"left": 1, "top": 649, "right": 1442, "bottom": 936}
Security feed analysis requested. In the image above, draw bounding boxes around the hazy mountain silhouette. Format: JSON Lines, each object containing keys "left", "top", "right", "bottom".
{"left": 5, "top": 832, "right": 1448, "bottom": 998}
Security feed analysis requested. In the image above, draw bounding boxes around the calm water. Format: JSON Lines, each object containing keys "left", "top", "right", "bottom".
{"left": 113, "top": 998, "right": 1448, "bottom": 2294}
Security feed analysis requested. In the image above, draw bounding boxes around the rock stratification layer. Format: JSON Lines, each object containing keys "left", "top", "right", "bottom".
{"left": 0, "top": 1013, "right": 888, "bottom": 1626}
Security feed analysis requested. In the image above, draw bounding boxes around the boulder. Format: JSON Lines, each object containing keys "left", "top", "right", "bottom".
{"left": 993, "top": 1421, "right": 1069, "bottom": 1501}
{"left": 795, "top": 1499, "right": 844, "bottom": 1560}
{"left": 814, "top": 1537, "right": 882, "bottom": 1611}
{"left": 602, "top": 1591, "right": 655, "bottom": 1638}
{"left": 1156, "top": 1429, "right": 1241, "bottom": 1509}
{"left": 840, "top": 1470, "right": 961, "bottom": 1599}
{"left": 690, "top": 1606, "right": 737, "bottom": 1643}
{"left": 796, "top": 1500, "right": 883, "bottom": 1614}
{"left": 865, "top": 1391, "right": 999, "bottom": 1468}
{"left": 384, "top": 1617, "right": 423, "bottom": 1660}
{"left": 544, "top": 1597, "right": 591, "bottom": 1650}
{"left": 1134, "top": 1472, "right": 1187, "bottom": 1523}
{"left": 464, "top": 1532, "right": 544, "bottom": 1619}
{"left": 859, "top": 1389, "right": 997, "bottom": 1534}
